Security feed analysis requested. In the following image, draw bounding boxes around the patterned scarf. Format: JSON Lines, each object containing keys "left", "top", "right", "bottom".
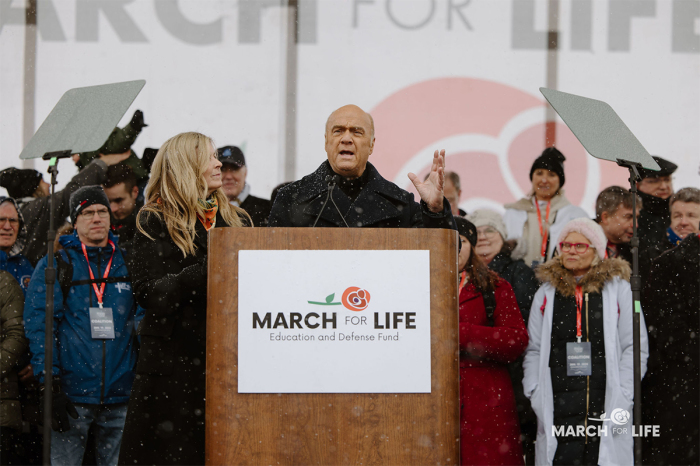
{"left": 197, "top": 198, "right": 218, "bottom": 231}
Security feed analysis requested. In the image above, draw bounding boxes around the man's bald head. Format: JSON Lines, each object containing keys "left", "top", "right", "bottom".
{"left": 324, "top": 104, "right": 376, "bottom": 179}
{"left": 325, "top": 105, "right": 375, "bottom": 140}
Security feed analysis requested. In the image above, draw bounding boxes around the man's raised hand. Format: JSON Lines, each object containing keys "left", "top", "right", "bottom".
{"left": 408, "top": 149, "right": 446, "bottom": 213}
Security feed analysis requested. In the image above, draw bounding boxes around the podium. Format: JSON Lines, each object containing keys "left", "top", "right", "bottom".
{"left": 205, "top": 228, "right": 460, "bottom": 465}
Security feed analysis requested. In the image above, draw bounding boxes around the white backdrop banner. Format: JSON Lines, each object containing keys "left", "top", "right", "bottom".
{"left": 237, "top": 250, "right": 431, "bottom": 393}
{"left": 1, "top": 0, "right": 698, "bottom": 213}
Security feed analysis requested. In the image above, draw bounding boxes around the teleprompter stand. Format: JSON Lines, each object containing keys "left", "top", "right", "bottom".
{"left": 540, "top": 88, "right": 660, "bottom": 465}
{"left": 20, "top": 80, "right": 145, "bottom": 465}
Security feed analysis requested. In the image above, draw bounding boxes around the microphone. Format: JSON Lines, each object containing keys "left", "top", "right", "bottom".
{"left": 312, "top": 175, "right": 350, "bottom": 228}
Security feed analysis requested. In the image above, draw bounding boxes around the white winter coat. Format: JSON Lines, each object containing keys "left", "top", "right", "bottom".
{"left": 522, "top": 258, "right": 649, "bottom": 466}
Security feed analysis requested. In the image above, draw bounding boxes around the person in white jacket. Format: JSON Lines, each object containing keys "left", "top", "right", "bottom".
{"left": 523, "top": 218, "right": 648, "bottom": 466}
{"left": 504, "top": 147, "right": 588, "bottom": 268}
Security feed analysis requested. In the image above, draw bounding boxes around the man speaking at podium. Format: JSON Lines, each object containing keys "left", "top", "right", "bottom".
{"left": 268, "top": 104, "right": 456, "bottom": 230}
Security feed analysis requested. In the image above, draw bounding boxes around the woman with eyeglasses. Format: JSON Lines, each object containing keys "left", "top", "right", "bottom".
{"left": 523, "top": 218, "right": 649, "bottom": 465}
{"left": 118, "top": 132, "right": 250, "bottom": 466}
{"left": 454, "top": 217, "right": 528, "bottom": 466}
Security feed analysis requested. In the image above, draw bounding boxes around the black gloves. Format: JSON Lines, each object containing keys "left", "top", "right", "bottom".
{"left": 130, "top": 109, "right": 148, "bottom": 131}
{"left": 39, "top": 376, "right": 79, "bottom": 432}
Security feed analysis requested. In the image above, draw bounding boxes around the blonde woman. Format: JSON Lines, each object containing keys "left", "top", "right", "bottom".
{"left": 118, "top": 132, "right": 249, "bottom": 466}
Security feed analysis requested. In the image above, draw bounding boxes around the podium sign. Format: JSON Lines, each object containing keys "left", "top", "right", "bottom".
{"left": 238, "top": 250, "right": 431, "bottom": 393}
{"left": 206, "top": 228, "right": 459, "bottom": 465}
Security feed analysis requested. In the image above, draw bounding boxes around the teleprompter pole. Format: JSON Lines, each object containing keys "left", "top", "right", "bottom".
{"left": 41, "top": 149, "right": 72, "bottom": 465}
{"left": 618, "top": 160, "right": 643, "bottom": 465}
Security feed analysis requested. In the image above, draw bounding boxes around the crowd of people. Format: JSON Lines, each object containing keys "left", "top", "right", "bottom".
{"left": 0, "top": 105, "right": 697, "bottom": 465}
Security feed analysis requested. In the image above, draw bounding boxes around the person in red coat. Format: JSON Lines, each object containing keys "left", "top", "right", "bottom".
{"left": 455, "top": 217, "right": 529, "bottom": 466}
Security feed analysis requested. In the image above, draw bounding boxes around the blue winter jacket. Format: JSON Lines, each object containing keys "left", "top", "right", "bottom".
{"left": 23, "top": 231, "right": 138, "bottom": 404}
{"left": 0, "top": 250, "right": 34, "bottom": 295}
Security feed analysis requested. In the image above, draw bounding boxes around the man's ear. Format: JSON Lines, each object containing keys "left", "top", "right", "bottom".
{"left": 131, "top": 185, "right": 139, "bottom": 200}
{"left": 600, "top": 210, "right": 610, "bottom": 225}
{"left": 368, "top": 137, "right": 375, "bottom": 157}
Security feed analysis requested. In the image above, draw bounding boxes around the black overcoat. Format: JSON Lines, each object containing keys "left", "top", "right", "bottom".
{"left": 239, "top": 194, "right": 272, "bottom": 227}
{"left": 637, "top": 190, "right": 671, "bottom": 279}
{"left": 642, "top": 233, "right": 700, "bottom": 466}
{"left": 268, "top": 160, "right": 456, "bottom": 229}
{"left": 118, "top": 210, "right": 231, "bottom": 465}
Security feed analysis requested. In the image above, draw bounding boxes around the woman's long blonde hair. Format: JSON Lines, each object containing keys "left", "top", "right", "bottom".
{"left": 137, "top": 132, "right": 248, "bottom": 257}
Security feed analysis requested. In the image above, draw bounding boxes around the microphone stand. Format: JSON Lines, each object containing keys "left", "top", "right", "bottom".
{"left": 617, "top": 159, "right": 643, "bottom": 465}
{"left": 40, "top": 149, "right": 72, "bottom": 465}
{"left": 312, "top": 175, "right": 349, "bottom": 228}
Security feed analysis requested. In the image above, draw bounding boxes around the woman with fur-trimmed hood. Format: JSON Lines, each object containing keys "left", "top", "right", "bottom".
{"left": 523, "top": 218, "right": 648, "bottom": 466}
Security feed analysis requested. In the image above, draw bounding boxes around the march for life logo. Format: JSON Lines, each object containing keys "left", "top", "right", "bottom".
{"left": 237, "top": 250, "right": 431, "bottom": 393}
{"left": 552, "top": 408, "right": 660, "bottom": 438}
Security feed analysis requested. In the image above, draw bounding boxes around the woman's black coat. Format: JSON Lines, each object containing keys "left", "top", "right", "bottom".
{"left": 488, "top": 251, "right": 539, "bottom": 325}
{"left": 118, "top": 210, "right": 231, "bottom": 465}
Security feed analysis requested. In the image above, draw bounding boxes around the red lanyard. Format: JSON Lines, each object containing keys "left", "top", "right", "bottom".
{"left": 574, "top": 285, "right": 583, "bottom": 342}
{"left": 81, "top": 241, "right": 116, "bottom": 308}
{"left": 535, "top": 200, "right": 551, "bottom": 259}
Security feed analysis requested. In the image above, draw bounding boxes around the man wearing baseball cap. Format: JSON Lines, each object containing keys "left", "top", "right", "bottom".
{"left": 23, "top": 186, "right": 139, "bottom": 465}
{"left": 217, "top": 145, "right": 272, "bottom": 226}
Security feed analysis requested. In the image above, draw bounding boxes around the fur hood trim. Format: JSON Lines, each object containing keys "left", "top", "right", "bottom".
{"left": 535, "top": 257, "right": 631, "bottom": 296}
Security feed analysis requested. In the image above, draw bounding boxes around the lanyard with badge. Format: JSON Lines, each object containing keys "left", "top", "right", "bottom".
{"left": 532, "top": 199, "right": 551, "bottom": 267}
{"left": 82, "top": 241, "right": 117, "bottom": 339}
{"left": 566, "top": 285, "right": 591, "bottom": 376}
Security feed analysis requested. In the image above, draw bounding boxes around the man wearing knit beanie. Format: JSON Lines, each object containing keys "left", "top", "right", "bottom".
{"left": 70, "top": 186, "right": 111, "bottom": 226}
{"left": 69, "top": 186, "right": 113, "bottom": 248}
{"left": 23, "top": 184, "right": 137, "bottom": 465}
